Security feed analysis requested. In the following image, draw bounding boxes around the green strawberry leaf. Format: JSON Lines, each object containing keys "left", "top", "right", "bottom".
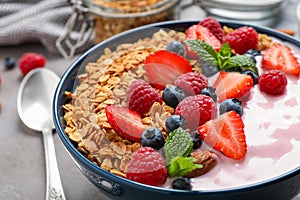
{"left": 168, "top": 156, "right": 202, "bottom": 177}
{"left": 186, "top": 40, "right": 258, "bottom": 74}
{"left": 164, "top": 127, "right": 193, "bottom": 165}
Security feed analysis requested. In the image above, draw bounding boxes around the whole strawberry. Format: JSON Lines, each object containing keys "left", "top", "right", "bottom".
{"left": 19, "top": 52, "right": 46, "bottom": 76}
{"left": 199, "top": 17, "right": 224, "bottom": 42}
{"left": 126, "top": 79, "right": 162, "bottom": 115}
{"left": 126, "top": 147, "right": 168, "bottom": 186}
{"left": 174, "top": 72, "right": 208, "bottom": 96}
{"left": 223, "top": 26, "right": 258, "bottom": 54}
{"left": 175, "top": 94, "right": 217, "bottom": 131}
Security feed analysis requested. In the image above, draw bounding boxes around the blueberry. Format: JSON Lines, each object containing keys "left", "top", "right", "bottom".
{"left": 190, "top": 131, "right": 202, "bottom": 149}
{"left": 165, "top": 115, "right": 186, "bottom": 133}
{"left": 5, "top": 57, "right": 16, "bottom": 70}
{"left": 243, "top": 49, "right": 262, "bottom": 63}
{"left": 219, "top": 98, "right": 243, "bottom": 116}
{"left": 242, "top": 69, "right": 259, "bottom": 85}
{"left": 166, "top": 41, "right": 186, "bottom": 57}
{"left": 200, "top": 86, "right": 217, "bottom": 102}
{"left": 162, "top": 86, "right": 186, "bottom": 108}
{"left": 200, "top": 59, "right": 219, "bottom": 77}
{"left": 141, "top": 127, "right": 165, "bottom": 150}
{"left": 172, "top": 177, "right": 192, "bottom": 191}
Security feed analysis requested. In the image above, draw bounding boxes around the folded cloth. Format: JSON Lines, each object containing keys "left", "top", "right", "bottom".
{"left": 0, "top": 0, "right": 95, "bottom": 56}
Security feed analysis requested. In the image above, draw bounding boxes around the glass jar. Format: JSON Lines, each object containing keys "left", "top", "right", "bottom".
{"left": 90, "top": 0, "right": 181, "bottom": 43}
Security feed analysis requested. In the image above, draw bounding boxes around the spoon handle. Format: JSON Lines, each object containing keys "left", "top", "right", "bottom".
{"left": 42, "top": 128, "right": 66, "bottom": 200}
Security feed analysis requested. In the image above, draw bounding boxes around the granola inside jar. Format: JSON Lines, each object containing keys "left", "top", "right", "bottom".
{"left": 91, "top": 0, "right": 181, "bottom": 42}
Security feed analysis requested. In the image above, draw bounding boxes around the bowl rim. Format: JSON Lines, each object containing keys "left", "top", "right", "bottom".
{"left": 53, "top": 19, "right": 300, "bottom": 194}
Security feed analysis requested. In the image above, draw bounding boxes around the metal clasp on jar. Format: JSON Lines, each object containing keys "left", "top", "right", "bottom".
{"left": 56, "top": 0, "right": 95, "bottom": 59}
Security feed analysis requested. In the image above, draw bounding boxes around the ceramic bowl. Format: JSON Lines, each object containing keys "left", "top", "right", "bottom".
{"left": 53, "top": 20, "right": 300, "bottom": 200}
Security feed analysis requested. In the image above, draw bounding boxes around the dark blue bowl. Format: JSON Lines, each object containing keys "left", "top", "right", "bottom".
{"left": 53, "top": 20, "right": 300, "bottom": 200}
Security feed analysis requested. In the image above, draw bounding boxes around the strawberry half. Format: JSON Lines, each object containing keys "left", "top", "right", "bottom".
{"left": 213, "top": 71, "right": 253, "bottom": 102}
{"left": 262, "top": 43, "right": 300, "bottom": 76}
{"left": 105, "top": 105, "right": 145, "bottom": 142}
{"left": 186, "top": 24, "right": 222, "bottom": 52}
{"left": 198, "top": 111, "right": 247, "bottom": 160}
{"left": 144, "top": 50, "right": 192, "bottom": 90}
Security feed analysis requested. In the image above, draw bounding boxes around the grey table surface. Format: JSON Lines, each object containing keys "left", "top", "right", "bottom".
{"left": 0, "top": 1, "right": 300, "bottom": 200}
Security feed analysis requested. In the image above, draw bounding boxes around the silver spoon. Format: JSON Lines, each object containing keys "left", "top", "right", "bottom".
{"left": 17, "top": 68, "right": 66, "bottom": 200}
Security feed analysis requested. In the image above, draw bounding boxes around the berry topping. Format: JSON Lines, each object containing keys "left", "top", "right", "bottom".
{"left": 126, "top": 147, "right": 168, "bottom": 186}
{"left": 141, "top": 127, "right": 165, "bottom": 150}
{"left": 19, "top": 52, "right": 46, "bottom": 76}
{"left": 190, "top": 131, "right": 202, "bottom": 149}
{"left": 175, "top": 94, "right": 217, "bottom": 131}
{"left": 200, "top": 86, "right": 218, "bottom": 102}
{"left": 172, "top": 177, "right": 192, "bottom": 191}
{"left": 165, "top": 115, "right": 187, "bottom": 133}
{"left": 105, "top": 105, "right": 145, "bottom": 142}
{"left": 241, "top": 69, "right": 259, "bottom": 85}
{"left": 219, "top": 98, "right": 243, "bottom": 116}
{"left": 166, "top": 41, "right": 186, "bottom": 57}
{"left": 198, "top": 111, "right": 247, "bottom": 160}
{"left": 223, "top": 26, "right": 258, "bottom": 54}
{"left": 243, "top": 49, "right": 262, "bottom": 63}
{"left": 199, "top": 17, "right": 224, "bottom": 42}
{"left": 200, "top": 60, "right": 219, "bottom": 77}
{"left": 5, "top": 57, "right": 16, "bottom": 70}
{"left": 126, "top": 79, "right": 162, "bottom": 115}
{"left": 261, "top": 43, "right": 300, "bottom": 76}
{"left": 258, "top": 70, "right": 287, "bottom": 95}
{"left": 174, "top": 72, "right": 208, "bottom": 96}
{"left": 144, "top": 50, "right": 192, "bottom": 90}
{"left": 162, "top": 85, "right": 186, "bottom": 108}
{"left": 213, "top": 71, "right": 253, "bottom": 102}
{"left": 186, "top": 24, "right": 222, "bottom": 52}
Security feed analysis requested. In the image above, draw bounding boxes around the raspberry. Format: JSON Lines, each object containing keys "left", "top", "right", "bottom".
{"left": 199, "top": 17, "right": 224, "bottom": 42}
{"left": 175, "top": 94, "right": 217, "bottom": 131}
{"left": 223, "top": 26, "right": 258, "bottom": 54}
{"left": 19, "top": 53, "right": 46, "bottom": 76}
{"left": 258, "top": 70, "right": 287, "bottom": 95}
{"left": 126, "top": 147, "right": 168, "bottom": 186}
{"left": 174, "top": 72, "right": 208, "bottom": 96}
{"left": 126, "top": 79, "right": 162, "bottom": 115}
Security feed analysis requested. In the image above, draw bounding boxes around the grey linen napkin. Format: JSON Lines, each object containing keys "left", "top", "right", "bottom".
{"left": 0, "top": 0, "right": 95, "bottom": 56}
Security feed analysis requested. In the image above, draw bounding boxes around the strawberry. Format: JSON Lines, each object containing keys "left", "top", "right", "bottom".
{"left": 126, "top": 147, "right": 168, "bottom": 186}
{"left": 223, "top": 26, "right": 258, "bottom": 54}
{"left": 261, "top": 43, "right": 300, "bottom": 76}
{"left": 186, "top": 24, "right": 222, "bottom": 52}
{"left": 105, "top": 105, "right": 145, "bottom": 142}
{"left": 126, "top": 79, "right": 162, "bottom": 115}
{"left": 199, "top": 17, "right": 224, "bottom": 42}
{"left": 144, "top": 50, "right": 192, "bottom": 90}
{"left": 198, "top": 111, "right": 247, "bottom": 160}
{"left": 213, "top": 71, "right": 253, "bottom": 102}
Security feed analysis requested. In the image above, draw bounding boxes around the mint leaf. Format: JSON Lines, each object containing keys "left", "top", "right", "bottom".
{"left": 228, "top": 55, "right": 258, "bottom": 74}
{"left": 164, "top": 127, "right": 193, "bottom": 165}
{"left": 217, "top": 42, "right": 231, "bottom": 69}
{"left": 168, "top": 156, "right": 202, "bottom": 177}
{"left": 185, "top": 40, "right": 218, "bottom": 66}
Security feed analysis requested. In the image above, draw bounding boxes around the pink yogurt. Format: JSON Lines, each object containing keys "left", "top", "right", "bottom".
{"left": 162, "top": 51, "right": 300, "bottom": 190}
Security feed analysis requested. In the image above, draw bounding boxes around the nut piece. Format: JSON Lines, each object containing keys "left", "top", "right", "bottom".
{"left": 185, "top": 150, "right": 217, "bottom": 178}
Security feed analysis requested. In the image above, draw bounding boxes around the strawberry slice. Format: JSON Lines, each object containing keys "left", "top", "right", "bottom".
{"left": 186, "top": 24, "right": 222, "bottom": 52}
{"left": 262, "top": 43, "right": 300, "bottom": 76}
{"left": 105, "top": 105, "right": 145, "bottom": 142}
{"left": 144, "top": 50, "right": 192, "bottom": 90}
{"left": 213, "top": 71, "right": 253, "bottom": 102}
{"left": 198, "top": 111, "right": 247, "bottom": 160}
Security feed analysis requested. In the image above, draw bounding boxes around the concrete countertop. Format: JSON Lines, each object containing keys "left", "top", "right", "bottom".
{"left": 0, "top": 0, "right": 300, "bottom": 199}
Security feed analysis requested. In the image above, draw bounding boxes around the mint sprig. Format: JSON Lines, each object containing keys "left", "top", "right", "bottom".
{"left": 164, "top": 128, "right": 193, "bottom": 165}
{"left": 168, "top": 156, "right": 202, "bottom": 177}
{"left": 186, "top": 40, "right": 258, "bottom": 74}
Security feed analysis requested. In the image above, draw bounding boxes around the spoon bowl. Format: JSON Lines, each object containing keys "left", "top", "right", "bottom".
{"left": 17, "top": 68, "right": 66, "bottom": 200}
